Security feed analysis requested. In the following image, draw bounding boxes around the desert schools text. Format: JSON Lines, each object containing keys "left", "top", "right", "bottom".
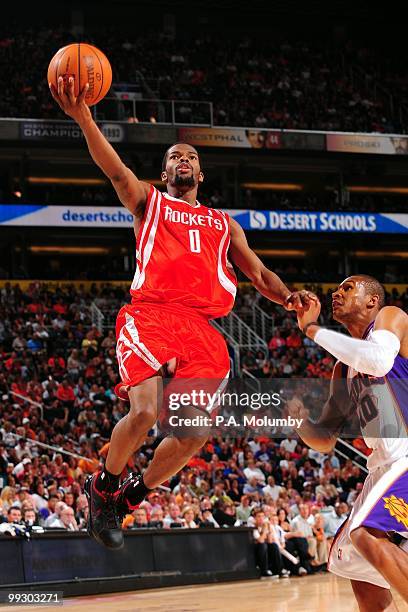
{"left": 168, "top": 415, "right": 304, "bottom": 428}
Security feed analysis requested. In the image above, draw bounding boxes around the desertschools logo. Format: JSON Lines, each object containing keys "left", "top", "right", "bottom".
{"left": 249, "top": 211, "right": 268, "bottom": 229}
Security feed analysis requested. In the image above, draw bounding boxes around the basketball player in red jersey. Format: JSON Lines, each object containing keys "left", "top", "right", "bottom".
{"left": 50, "top": 77, "right": 313, "bottom": 549}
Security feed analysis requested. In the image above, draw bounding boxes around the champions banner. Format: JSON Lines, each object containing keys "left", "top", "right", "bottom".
{"left": 19, "top": 121, "right": 126, "bottom": 143}
{"left": 326, "top": 133, "right": 408, "bottom": 155}
{"left": 2, "top": 204, "right": 408, "bottom": 233}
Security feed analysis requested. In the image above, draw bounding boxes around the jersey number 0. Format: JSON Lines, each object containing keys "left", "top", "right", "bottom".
{"left": 189, "top": 229, "right": 201, "bottom": 253}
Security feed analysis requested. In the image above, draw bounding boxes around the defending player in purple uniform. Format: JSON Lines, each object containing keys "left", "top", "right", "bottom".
{"left": 290, "top": 275, "right": 408, "bottom": 611}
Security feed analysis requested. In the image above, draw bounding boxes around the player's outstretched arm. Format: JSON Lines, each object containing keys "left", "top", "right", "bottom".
{"left": 298, "top": 301, "right": 407, "bottom": 377}
{"left": 228, "top": 218, "right": 313, "bottom": 310}
{"left": 287, "top": 362, "right": 350, "bottom": 452}
{"left": 49, "top": 77, "right": 149, "bottom": 217}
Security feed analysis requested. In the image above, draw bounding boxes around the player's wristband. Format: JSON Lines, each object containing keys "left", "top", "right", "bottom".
{"left": 302, "top": 321, "right": 320, "bottom": 335}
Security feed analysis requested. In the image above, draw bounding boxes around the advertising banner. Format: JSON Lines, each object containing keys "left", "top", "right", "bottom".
{"left": 326, "top": 133, "right": 408, "bottom": 155}
{"left": 2, "top": 204, "right": 408, "bottom": 233}
{"left": 229, "top": 209, "right": 408, "bottom": 233}
{"left": 177, "top": 127, "right": 282, "bottom": 149}
{"left": 19, "top": 121, "right": 126, "bottom": 143}
{"left": 0, "top": 204, "right": 134, "bottom": 227}
{"left": 0, "top": 117, "right": 405, "bottom": 154}
{"left": 20, "top": 121, "right": 85, "bottom": 141}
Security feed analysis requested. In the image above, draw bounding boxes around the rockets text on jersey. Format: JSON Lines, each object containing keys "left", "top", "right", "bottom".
{"left": 130, "top": 186, "right": 237, "bottom": 319}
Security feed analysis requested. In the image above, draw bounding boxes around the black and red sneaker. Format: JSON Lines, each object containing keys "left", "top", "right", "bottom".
{"left": 114, "top": 472, "right": 145, "bottom": 519}
{"left": 84, "top": 472, "right": 124, "bottom": 549}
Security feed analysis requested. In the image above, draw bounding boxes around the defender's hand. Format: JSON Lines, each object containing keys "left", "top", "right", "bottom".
{"left": 49, "top": 76, "right": 92, "bottom": 125}
{"left": 297, "top": 298, "right": 321, "bottom": 332}
{"left": 284, "top": 290, "right": 318, "bottom": 312}
{"left": 287, "top": 396, "right": 310, "bottom": 421}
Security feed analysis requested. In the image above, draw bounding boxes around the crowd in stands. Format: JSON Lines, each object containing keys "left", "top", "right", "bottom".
{"left": 236, "top": 283, "right": 408, "bottom": 379}
{"left": 0, "top": 26, "right": 405, "bottom": 133}
{"left": 0, "top": 281, "right": 405, "bottom": 576}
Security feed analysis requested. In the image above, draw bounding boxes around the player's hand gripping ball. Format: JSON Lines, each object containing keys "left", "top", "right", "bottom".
{"left": 47, "top": 43, "right": 112, "bottom": 106}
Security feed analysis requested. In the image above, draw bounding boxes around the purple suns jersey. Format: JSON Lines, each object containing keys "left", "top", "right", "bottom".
{"left": 346, "top": 321, "right": 408, "bottom": 471}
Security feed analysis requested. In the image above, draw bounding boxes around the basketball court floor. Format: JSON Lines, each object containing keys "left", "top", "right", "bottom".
{"left": 1, "top": 575, "right": 404, "bottom": 611}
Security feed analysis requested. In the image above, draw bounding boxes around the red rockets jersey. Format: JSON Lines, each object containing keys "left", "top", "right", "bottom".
{"left": 130, "top": 186, "right": 237, "bottom": 319}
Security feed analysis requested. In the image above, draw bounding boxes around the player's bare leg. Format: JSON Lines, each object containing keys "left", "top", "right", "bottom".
{"left": 115, "top": 405, "right": 211, "bottom": 514}
{"left": 105, "top": 378, "right": 161, "bottom": 475}
{"left": 84, "top": 376, "right": 160, "bottom": 549}
{"left": 351, "top": 527, "right": 408, "bottom": 603}
{"left": 142, "top": 435, "right": 208, "bottom": 489}
{"left": 351, "top": 580, "right": 399, "bottom": 612}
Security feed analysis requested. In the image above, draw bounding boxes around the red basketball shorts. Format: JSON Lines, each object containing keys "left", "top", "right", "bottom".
{"left": 115, "top": 303, "right": 230, "bottom": 412}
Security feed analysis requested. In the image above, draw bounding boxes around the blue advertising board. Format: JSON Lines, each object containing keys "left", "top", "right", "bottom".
{"left": 0, "top": 204, "right": 407, "bottom": 234}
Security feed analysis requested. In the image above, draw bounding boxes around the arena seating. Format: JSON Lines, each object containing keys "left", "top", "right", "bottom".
{"left": 0, "top": 28, "right": 405, "bottom": 133}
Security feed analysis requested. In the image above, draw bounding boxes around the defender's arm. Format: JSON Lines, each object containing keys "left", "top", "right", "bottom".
{"left": 299, "top": 303, "right": 406, "bottom": 378}
{"left": 288, "top": 362, "right": 351, "bottom": 452}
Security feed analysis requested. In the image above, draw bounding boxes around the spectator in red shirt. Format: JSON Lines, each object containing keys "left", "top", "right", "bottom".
{"left": 319, "top": 364, "right": 333, "bottom": 380}
{"left": 5, "top": 352, "right": 19, "bottom": 373}
{"left": 268, "top": 330, "right": 286, "bottom": 354}
{"left": 26, "top": 302, "right": 41, "bottom": 314}
{"left": 53, "top": 298, "right": 68, "bottom": 316}
{"left": 286, "top": 329, "right": 302, "bottom": 349}
{"left": 47, "top": 354, "right": 66, "bottom": 377}
{"left": 22, "top": 417, "right": 37, "bottom": 441}
{"left": 11, "top": 379, "right": 28, "bottom": 402}
{"left": 306, "top": 356, "right": 321, "bottom": 378}
{"left": 55, "top": 462, "right": 74, "bottom": 486}
{"left": 57, "top": 379, "right": 75, "bottom": 405}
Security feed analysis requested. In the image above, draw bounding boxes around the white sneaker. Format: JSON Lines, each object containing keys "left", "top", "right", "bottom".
{"left": 298, "top": 566, "right": 308, "bottom": 576}
{"left": 280, "top": 570, "right": 290, "bottom": 578}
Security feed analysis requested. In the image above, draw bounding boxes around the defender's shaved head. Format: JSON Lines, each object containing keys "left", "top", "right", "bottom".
{"left": 354, "top": 275, "right": 385, "bottom": 309}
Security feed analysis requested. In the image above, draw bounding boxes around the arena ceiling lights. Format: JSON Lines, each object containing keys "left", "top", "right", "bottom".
{"left": 241, "top": 183, "right": 303, "bottom": 191}
{"left": 29, "top": 246, "right": 110, "bottom": 255}
{"left": 26, "top": 177, "right": 107, "bottom": 186}
{"left": 347, "top": 186, "right": 408, "bottom": 194}
{"left": 254, "top": 249, "right": 306, "bottom": 257}
{"left": 353, "top": 251, "right": 408, "bottom": 259}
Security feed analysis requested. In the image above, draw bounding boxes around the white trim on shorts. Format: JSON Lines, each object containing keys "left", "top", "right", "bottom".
{"left": 116, "top": 311, "right": 162, "bottom": 382}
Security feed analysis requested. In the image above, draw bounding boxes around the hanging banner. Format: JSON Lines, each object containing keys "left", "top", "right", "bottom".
{"left": 177, "top": 127, "right": 282, "bottom": 149}
{"left": 326, "top": 133, "right": 408, "bottom": 155}
{"left": 1, "top": 204, "right": 408, "bottom": 233}
{"left": 19, "top": 121, "right": 126, "bottom": 143}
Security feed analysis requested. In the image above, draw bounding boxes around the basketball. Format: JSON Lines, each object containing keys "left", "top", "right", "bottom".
{"left": 47, "top": 43, "right": 112, "bottom": 106}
